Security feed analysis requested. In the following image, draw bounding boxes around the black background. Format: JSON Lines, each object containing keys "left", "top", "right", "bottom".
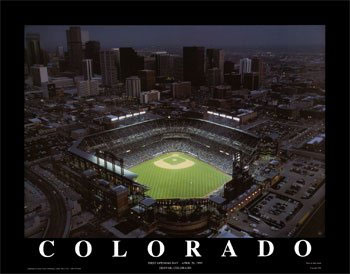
{"left": 1, "top": 1, "right": 349, "bottom": 273}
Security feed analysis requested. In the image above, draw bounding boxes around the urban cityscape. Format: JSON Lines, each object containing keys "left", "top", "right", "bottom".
{"left": 24, "top": 25, "right": 325, "bottom": 239}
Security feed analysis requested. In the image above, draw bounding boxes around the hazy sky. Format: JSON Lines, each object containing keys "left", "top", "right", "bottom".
{"left": 25, "top": 25, "right": 325, "bottom": 51}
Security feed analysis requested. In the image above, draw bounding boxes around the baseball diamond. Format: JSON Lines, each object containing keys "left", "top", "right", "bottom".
{"left": 130, "top": 152, "right": 231, "bottom": 199}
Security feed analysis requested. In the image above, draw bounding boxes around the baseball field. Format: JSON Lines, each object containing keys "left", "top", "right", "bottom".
{"left": 129, "top": 152, "right": 231, "bottom": 199}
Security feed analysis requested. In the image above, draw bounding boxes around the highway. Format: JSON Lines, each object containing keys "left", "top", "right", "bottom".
{"left": 25, "top": 168, "right": 68, "bottom": 238}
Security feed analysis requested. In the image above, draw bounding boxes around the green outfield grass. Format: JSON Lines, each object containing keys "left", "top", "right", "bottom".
{"left": 130, "top": 152, "right": 231, "bottom": 199}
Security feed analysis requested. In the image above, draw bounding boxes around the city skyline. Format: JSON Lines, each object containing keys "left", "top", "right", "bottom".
{"left": 25, "top": 25, "right": 325, "bottom": 52}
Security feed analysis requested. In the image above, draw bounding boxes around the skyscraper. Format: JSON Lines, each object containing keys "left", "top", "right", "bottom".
{"left": 100, "top": 49, "right": 120, "bottom": 93}
{"left": 155, "top": 52, "right": 172, "bottom": 78}
{"left": 56, "top": 46, "right": 64, "bottom": 58}
{"left": 239, "top": 58, "right": 252, "bottom": 76}
{"left": 26, "top": 33, "right": 42, "bottom": 68}
{"left": 172, "top": 55, "right": 183, "bottom": 81}
{"left": 138, "top": 70, "right": 156, "bottom": 91}
{"left": 206, "top": 49, "right": 224, "bottom": 83}
{"left": 82, "top": 59, "right": 93, "bottom": 80}
{"left": 85, "top": 41, "right": 101, "bottom": 75}
{"left": 119, "top": 48, "right": 144, "bottom": 81}
{"left": 224, "top": 61, "right": 235, "bottom": 74}
{"left": 207, "top": 67, "right": 221, "bottom": 87}
{"left": 30, "top": 65, "right": 48, "bottom": 87}
{"left": 66, "top": 27, "right": 83, "bottom": 73}
{"left": 183, "top": 47, "right": 205, "bottom": 86}
{"left": 251, "top": 57, "right": 264, "bottom": 85}
{"left": 125, "top": 76, "right": 141, "bottom": 98}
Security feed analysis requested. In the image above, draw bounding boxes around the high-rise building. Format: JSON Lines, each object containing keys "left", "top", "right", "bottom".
{"left": 56, "top": 46, "right": 64, "bottom": 58}
{"left": 224, "top": 61, "right": 235, "bottom": 74}
{"left": 172, "top": 55, "right": 183, "bottom": 81}
{"left": 212, "top": 85, "right": 231, "bottom": 99}
{"left": 100, "top": 49, "right": 119, "bottom": 92}
{"left": 239, "top": 58, "right": 252, "bottom": 77}
{"left": 144, "top": 56, "right": 156, "bottom": 71}
{"left": 207, "top": 67, "right": 222, "bottom": 87}
{"left": 30, "top": 65, "right": 48, "bottom": 87}
{"left": 81, "top": 31, "right": 90, "bottom": 49}
{"left": 251, "top": 57, "right": 264, "bottom": 85}
{"left": 119, "top": 48, "right": 144, "bottom": 81}
{"left": 125, "top": 76, "right": 141, "bottom": 98}
{"left": 77, "top": 80, "right": 99, "bottom": 97}
{"left": 82, "top": 59, "right": 93, "bottom": 80}
{"left": 172, "top": 81, "right": 191, "bottom": 99}
{"left": 206, "top": 49, "right": 224, "bottom": 83}
{"left": 138, "top": 70, "right": 156, "bottom": 91}
{"left": 155, "top": 52, "right": 172, "bottom": 78}
{"left": 242, "top": 72, "right": 259, "bottom": 90}
{"left": 225, "top": 73, "right": 242, "bottom": 90}
{"left": 85, "top": 41, "right": 101, "bottom": 75}
{"left": 26, "top": 33, "right": 42, "bottom": 67}
{"left": 183, "top": 47, "right": 205, "bottom": 86}
{"left": 140, "top": 90, "right": 160, "bottom": 104}
{"left": 66, "top": 27, "right": 83, "bottom": 73}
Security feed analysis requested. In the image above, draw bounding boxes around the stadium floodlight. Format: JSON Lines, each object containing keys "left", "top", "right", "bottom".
{"left": 126, "top": 114, "right": 132, "bottom": 118}
{"left": 233, "top": 117, "right": 240, "bottom": 122}
{"left": 133, "top": 113, "right": 139, "bottom": 116}
{"left": 126, "top": 150, "right": 131, "bottom": 153}
{"left": 219, "top": 150, "right": 224, "bottom": 153}
{"left": 140, "top": 111, "right": 146, "bottom": 115}
{"left": 207, "top": 111, "right": 213, "bottom": 114}
{"left": 225, "top": 152, "right": 229, "bottom": 156}
{"left": 111, "top": 117, "right": 118, "bottom": 121}
{"left": 226, "top": 116, "right": 233, "bottom": 119}
{"left": 119, "top": 116, "right": 125, "bottom": 120}
{"left": 220, "top": 114, "right": 226, "bottom": 118}
{"left": 213, "top": 112, "right": 219, "bottom": 116}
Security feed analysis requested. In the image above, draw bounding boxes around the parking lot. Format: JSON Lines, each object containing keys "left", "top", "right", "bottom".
{"left": 249, "top": 193, "right": 302, "bottom": 229}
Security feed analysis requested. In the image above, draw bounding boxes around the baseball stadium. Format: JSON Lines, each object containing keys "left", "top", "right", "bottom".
{"left": 62, "top": 117, "right": 262, "bottom": 236}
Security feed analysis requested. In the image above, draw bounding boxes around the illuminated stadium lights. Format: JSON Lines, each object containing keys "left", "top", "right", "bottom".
{"left": 133, "top": 113, "right": 139, "bottom": 116}
{"left": 225, "top": 152, "right": 230, "bottom": 156}
{"left": 140, "top": 111, "right": 146, "bottom": 115}
{"left": 126, "top": 114, "right": 132, "bottom": 118}
{"left": 219, "top": 150, "right": 224, "bottom": 153}
{"left": 126, "top": 150, "right": 131, "bottom": 153}
{"left": 111, "top": 117, "right": 118, "bottom": 122}
{"left": 233, "top": 117, "right": 240, "bottom": 122}
{"left": 119, "top": 116, "right": 126, "bottom": 120}
{"left": 207, "top": 111, "right": 240, "bottom": 122}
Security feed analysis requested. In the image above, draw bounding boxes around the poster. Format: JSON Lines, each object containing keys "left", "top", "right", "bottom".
{"left": 1, "top": 1, "right": 349, "bottom": 273}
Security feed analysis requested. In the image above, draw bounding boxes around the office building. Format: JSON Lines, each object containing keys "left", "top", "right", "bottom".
{"left": 119, "top": 48, "right": 144, "bottom": 81}
{"left": 82, "top": 59, "right": 93, "bottom": 80}
{"left": 144, "top": 56, "right": 156, "bottom": 71}
{"left": 155, "top": 52, "right": 173, "bottom": 78}
{"left": 239, "top": 58, "right": 252, "bottom": 77}
{"left": 66, "top": 27, "right": 83, "bottom": 73}
{"left": 206, "top": 49, "right": 224, "bottom": 83}
{"left": 225, "top": 73, "right": 242, "bottom": 90}
{"left": 77, "top": 80, "right": 99, "bottom": 97}
{"left": 207, "top": 67, "right": 222, "bottom": 87}
{"left": 56, "top": 46, "right": 64, "bottom": 58}
{"left": 138, "top": 70, "right": 156, "bottom": 91}
{"left": 173, "top": 55, "right": 183, "bottom": 81}
{"left": 224, "top": 61, "right": 235, "bottom": 74}
{"left": 85, "top": 41, "right": 101, "bottom": 74}
{"left": 213, "top": 85, "right": 231, "bottom": 99}
{"left": 183, "top": 47, "right": 205, "bottom": 86}
{"left": 125, "top": 76, "right": 141, "bottom": 98}
{"left": 140, "top": 90, "right": 160, "bottom": 104}
{"left": 100, "top": 49, "right": 119, "bottom": 92}
{"left": 26, "top": 33, "right": 42, "bottom": 67}
{"left": 251, "top": 57, "right": 264, "bottom": 85}
{"left": 31, "top": 65, "right": 48, "bottom": 87}
{"left": 172, "top": 81, "right": 191, "bottom": 99}
{"left": 243, "top": 72, "right": 259, "bottom": 90}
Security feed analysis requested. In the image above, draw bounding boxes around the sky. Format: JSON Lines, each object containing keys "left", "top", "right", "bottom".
{"left": 25, "top": 25, "right": 325, "bottom": 52}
